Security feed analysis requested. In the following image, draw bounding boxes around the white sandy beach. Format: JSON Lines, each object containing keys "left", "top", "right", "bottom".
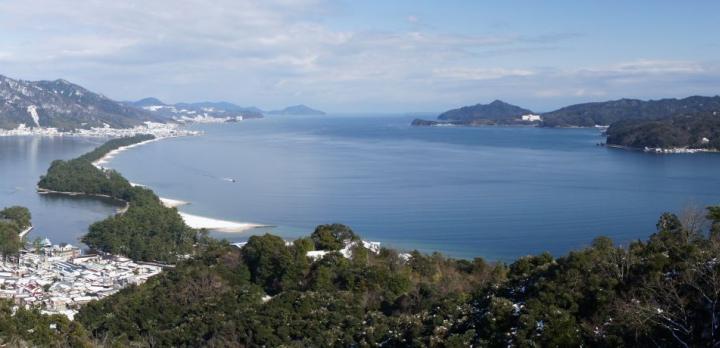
{"left": 158, "top": 197, "right": 262, "bottom": 232}
{"left": 159, "top": 197, "right": 189, "bottom": 208}
{"left": 177, "top": 212, "right": 264, "bottom": 232}
{"left": 92, "top": 138, "right": 161, "bottom": 169}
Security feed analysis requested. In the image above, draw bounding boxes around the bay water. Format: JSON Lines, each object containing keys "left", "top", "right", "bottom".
{"left": 3, "top": 115, "right": 719, "bottom": 260}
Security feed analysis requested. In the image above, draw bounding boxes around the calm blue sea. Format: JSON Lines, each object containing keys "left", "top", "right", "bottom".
{"left": 3, "top": 115, "right": 720, "bottom": 260}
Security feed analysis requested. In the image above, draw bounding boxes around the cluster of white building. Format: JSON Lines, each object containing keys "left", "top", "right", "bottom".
{"left": 643, "top": 146, "right": 715, "bottom": 154}
{"left": 232, "top": 238, "right": 385, "bottom": 262}
{"left": 641, "top": 138, "right": 714, "bottom": 153}
{"left": 0, "top": 121, "right": 199, "bottom": 138}
{"left": 141, "top": 104, "right": 245, "bottom": 124}
{"left": 520, "top": 114, "right": 543, "bottom": 122}
{"left": 175, "top": 114, "right": 242, "bottom": 123}
{"left": 0, "top": 240, "right": 162, "bottom": 320}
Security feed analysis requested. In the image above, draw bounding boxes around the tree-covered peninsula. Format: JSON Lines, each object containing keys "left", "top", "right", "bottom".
{"left": 37, "top": 135, "right": 197, "bottom": 262}
{"left": 606, "top": 111, "right": 720, "bottom": 151}
{"left": 412, "top": 95, "right": 720, "bottom": 132}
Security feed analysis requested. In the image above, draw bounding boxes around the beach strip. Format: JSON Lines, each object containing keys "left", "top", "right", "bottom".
{"left": 178, "top": 212, "right": 265, "bottom": 232}
{"left": 159, "top": 197, "right": 189, "bottom": 208}
{"left": 158, "top": 196, "right": 263, "bottom": 232}
{"left": 92, "top": 138, "right": 161, "bottom": 169}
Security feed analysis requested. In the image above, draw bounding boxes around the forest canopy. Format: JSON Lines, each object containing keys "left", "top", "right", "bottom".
{"left": 74, "top": 207, "right": 720, "bottom": 347}
{"left": 0, "top": 205, "right": 31, "bottom": 261}
{"left": 606, "top": 111, "right": 720, "bottom": 150}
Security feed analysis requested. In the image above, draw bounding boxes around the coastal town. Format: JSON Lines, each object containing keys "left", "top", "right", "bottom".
{"left": 2, "top": 235, "right": 387, "bottom": 321}
{"left": 0, "top": 239, "right": 163, "bottom": 320}
{"left": 0, "top": 121, "right": 199, "bottom": 138}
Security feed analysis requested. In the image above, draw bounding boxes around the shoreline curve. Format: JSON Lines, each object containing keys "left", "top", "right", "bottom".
{"left": 91, "top": 136, "right": 266, "bottom": 233}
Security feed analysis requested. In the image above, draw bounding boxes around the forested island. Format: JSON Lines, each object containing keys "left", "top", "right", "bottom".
{"left": 0, "top": 136, "right": 716, "bottom": 346}
{"left": 267, "top": 104, "right": 326, "bottom": 116}
{"left": 412, "top": 100, "right": 539, "bottom": 127}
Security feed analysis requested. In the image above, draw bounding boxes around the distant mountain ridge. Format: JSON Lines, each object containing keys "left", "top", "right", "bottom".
{"left": 126, "top": 98, "right": 264, "bottom": 120}
{"left": 267, "top": 104, "right": 326, "bottom": 115}
{"left": 0, "top": 75, "right": 162, "bottom": 130}
{"left": 0, "top": 74, "right": 329, "bottom": 130}
{"left": 412, "top": 95, "right": 720, "bottom": 128}
{"left": 541, "top": 96, "right": 720, "bottom": 127}
{"left": 176, "top": 101, "right": 264, "bottom": 115}
{"left": 605, "top": 111, "right": 720, "bottom": 150}
{"left": 127, "top": 99, "right": 326, "bottom": 120}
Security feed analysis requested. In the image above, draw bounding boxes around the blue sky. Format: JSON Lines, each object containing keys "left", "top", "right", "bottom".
{"left": 0, "top": 0, "right": 718, "bottom": 112}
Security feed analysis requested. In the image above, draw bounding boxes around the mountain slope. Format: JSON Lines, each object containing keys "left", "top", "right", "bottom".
{"left": 267, "top": 104, "right": 326, "bottom": 115}
{"left": 0, "top": 75, "right": 161, "bottom": 130}
{"left": 542, "top": 96, "right": 720, "bottom": 127}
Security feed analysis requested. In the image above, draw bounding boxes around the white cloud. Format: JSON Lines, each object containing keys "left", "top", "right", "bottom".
{"left": 0, "top": 0, "right": 577, "bottom": 110}
{"left": 0, "top": 1, "right": 716, "bottom": 112}
{"left": 433, "top": 67, "right": 534, "bottom": 80}
{"left": 0, "top": 51, "right": 13, "bottom": 61}
{"left": 612, "top": 59, "right": 705, "bottom": 74}
{"left": 525, "top": 60, "right": 719, "bottom": 109}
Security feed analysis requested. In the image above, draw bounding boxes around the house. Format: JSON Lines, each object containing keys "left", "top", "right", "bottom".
{"left": 51, "top": 244, "right": 81, "bottom": 259}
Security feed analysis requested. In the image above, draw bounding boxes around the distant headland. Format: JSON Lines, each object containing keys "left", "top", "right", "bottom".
{"left": 266, "top": 104, "right": 326, "bottom": 116}
{"left": 412, "top": 96, "right": 720, "bottom": 152}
